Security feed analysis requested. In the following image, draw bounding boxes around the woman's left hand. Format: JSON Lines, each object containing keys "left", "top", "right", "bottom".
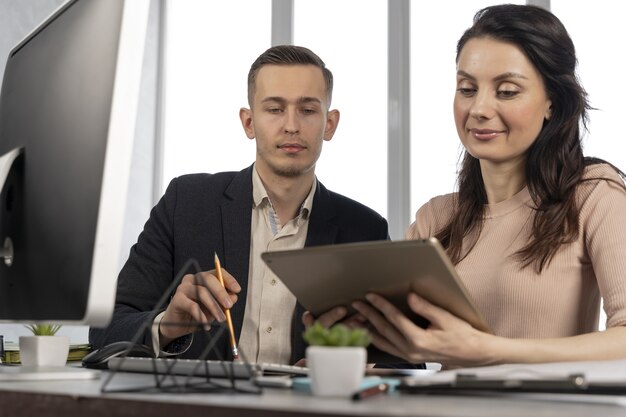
{"left": 352, "top": 292, "right": 497, "bottom": 367}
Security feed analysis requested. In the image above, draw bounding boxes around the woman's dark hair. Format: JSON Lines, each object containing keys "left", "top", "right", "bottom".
{"left": 247, "top": 45, "right": 333, "bottom": 107}
{"left": 437, "top": 4, "right": 617, "bottom": 272}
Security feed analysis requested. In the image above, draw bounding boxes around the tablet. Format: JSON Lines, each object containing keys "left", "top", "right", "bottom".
{"left": 261, "top": 238, "right": 491, "bottom": 362}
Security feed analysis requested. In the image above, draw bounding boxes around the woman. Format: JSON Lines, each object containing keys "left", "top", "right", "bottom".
{"left": 353, "top": 4, "right": 626, "bottom": 367}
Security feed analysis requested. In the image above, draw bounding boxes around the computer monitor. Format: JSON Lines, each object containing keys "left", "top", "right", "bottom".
{"left": 0, "top": 0, "right": 149, "bottom": 327}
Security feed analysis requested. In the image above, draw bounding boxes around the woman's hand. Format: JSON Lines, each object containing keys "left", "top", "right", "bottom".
{"left": 352, "top": 292, "right": 497, "bottom": 367}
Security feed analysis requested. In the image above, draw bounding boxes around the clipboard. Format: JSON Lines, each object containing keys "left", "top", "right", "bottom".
{"left": 399, "top": 373, "right": 626, "bottom": 395}
{"left": 261, "top": 238, "right": 491, "bottom": 363}
{"left": 398, "top": 359, "right": 626, "bottom": 396}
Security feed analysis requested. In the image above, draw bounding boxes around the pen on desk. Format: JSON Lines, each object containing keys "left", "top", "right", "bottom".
{"left": 214, "top": 252, "right": 239, "bottom": 360}
{"left": 351, "top": 383, "right": 390, "bottom": 401}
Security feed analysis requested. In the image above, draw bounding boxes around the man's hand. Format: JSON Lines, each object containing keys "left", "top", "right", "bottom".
{"left": 295, "top": 307, "right": 349, "bottom": 366}
{"left": 159, "top": 268, "right": 241, "bottom": 347}
{"left": 302, "top": 306, "right": 348, "bottom": 329}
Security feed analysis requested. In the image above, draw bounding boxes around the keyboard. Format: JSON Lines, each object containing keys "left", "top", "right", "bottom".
{"left": 107, "top": 356, "right": 308, "bottom": 379}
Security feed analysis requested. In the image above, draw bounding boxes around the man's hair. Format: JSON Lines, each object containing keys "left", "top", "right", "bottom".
{"left": 247, "top": 45, "right": 333, "bottom": 107}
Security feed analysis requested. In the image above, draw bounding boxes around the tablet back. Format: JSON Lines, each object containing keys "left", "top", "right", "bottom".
{"left": 261, "top": 238, "right": 491, "bottom": 362}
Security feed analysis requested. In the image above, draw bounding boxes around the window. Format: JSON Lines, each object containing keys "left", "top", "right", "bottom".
{"left": 551, "top": 1, "right": 626, "bottom": 172}
{"left": 162, "top": 0, "right": 271, "bottom": 187}
{"left": 294, "top": 0, "right": 388, "bottom": 217}
{"left": 409, "top": 0, "right": 524, "bottom": 219}
{"left": 163, "top": 0, "right": 388, "bottom": 218}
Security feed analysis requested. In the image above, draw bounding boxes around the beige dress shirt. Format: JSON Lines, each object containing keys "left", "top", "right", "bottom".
{"left": 238, "top": 167, "right": 314, "bottom": 364}
{"left": 152, "top": 165, "right": 315, "bottom": 364}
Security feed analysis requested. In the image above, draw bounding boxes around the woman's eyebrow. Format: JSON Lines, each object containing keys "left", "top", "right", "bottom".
{"left": 456, "top": 69, "right": 529, "bottom": 82}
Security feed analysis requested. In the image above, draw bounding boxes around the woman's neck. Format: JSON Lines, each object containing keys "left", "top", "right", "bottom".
{"left": 480, "top": 158, "right": 527, "bottom": 204}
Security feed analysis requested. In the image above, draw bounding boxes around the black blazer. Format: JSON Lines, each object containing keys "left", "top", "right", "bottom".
{"left": 89, "top": 165, "right": 389, "bottom": 363}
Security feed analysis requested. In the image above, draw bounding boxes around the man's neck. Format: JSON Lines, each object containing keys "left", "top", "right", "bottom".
{"left": 259, "top": 171, "right": 315, "bottom": 225}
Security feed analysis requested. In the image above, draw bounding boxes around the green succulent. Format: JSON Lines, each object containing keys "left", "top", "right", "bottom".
{"left": 24, "top": 324, "right": 62, "bottom": 336}
{"left": 303, "top": 321, "right": 371, "bottom": 347}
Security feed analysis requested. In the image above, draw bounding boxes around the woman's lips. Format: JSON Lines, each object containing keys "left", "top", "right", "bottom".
{"left": 470, "top": 128, "right": 504, "bottom": 141}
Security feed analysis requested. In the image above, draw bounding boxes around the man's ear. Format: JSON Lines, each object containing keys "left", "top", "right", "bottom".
{"left": 323, "top": 109, "right": 340, "bottom": 141}
{"left": 239, "top": 108, "right": 255, "bottom": 139}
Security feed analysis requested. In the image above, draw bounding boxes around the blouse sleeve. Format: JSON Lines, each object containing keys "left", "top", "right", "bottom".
{"left": 580, "top": 166, "right": 626, "bottom": 328}
{"left": 405, "top": 194, "right": 455, "bottom": 240}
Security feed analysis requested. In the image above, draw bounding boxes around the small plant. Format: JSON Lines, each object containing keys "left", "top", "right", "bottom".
{"left": 24, "top": 324, "right": 62, "bottom": 336}
{"left": 303, "top": 321, "right": 371, "bottom": 347}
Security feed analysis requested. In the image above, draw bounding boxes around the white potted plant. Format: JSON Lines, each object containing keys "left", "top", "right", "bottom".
{"left": 19, "top": 324, "right": 70, "bottom": 367}
{"left": 304, "top": 321, "right": 371, "bottom": 397}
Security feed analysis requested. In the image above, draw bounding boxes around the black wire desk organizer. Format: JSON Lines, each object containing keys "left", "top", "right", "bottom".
{"left": 100, "top": 258, "right": 262, "bottom": 395}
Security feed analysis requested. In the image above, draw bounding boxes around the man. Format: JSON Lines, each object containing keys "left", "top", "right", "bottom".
{"left": 89, "top": 45, "right": 388, "bottom": 365}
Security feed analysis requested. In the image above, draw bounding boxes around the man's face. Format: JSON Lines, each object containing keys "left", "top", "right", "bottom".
{"left": 240, "top": 64, "right": 339, "bottom": 179}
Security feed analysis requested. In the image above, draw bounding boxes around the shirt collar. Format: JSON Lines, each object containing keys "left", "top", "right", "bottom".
{"left": 252, "top": 163, "right": 316, "bottom": 220}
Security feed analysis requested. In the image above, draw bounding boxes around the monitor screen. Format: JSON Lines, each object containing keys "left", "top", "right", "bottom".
{"left": 0, "top": 0, "right": 149, "bottom": 326}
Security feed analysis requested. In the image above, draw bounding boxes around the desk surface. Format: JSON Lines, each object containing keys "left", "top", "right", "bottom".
{"left": 0, "top": 369, "right": 625, "bottom": 417}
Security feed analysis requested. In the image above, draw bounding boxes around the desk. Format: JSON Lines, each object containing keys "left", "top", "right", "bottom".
{"left": 0, "top": 370, "right": 625, "bottom": 417}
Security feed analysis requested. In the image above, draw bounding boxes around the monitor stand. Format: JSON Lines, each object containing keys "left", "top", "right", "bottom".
{"left": 0, "top": 147, "right": 23, "bottom": 267}
{"left": 0, "top": 147, "right": 22, "bottom": 192}
{"left": 0, "top": 365, "right": 100, "bottom": 381}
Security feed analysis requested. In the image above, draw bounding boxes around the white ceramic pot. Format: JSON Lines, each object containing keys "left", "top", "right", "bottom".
{"left": 19, "top": 335, "right": 70, "bottom": 367}
{"left": 306, "top": 346, "right": 366, "bottom": 397}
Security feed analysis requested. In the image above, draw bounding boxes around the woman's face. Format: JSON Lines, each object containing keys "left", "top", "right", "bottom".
{"left": 454, "top": 37, "right": 552, "bottom": 168}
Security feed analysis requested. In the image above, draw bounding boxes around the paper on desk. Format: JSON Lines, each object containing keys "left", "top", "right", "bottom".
{"left": 402, "top": 359, "right": 626, "bottom": 406}
{"left": 404, "top": 359, "right": 626, "bottom": 384}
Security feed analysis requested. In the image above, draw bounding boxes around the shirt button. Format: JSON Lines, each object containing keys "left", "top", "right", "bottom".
{"left": 271, "top": 279, "right": 277, "bottom": 286}
{"left": 266, "top": 326, "right": 272, "bottom": 333}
